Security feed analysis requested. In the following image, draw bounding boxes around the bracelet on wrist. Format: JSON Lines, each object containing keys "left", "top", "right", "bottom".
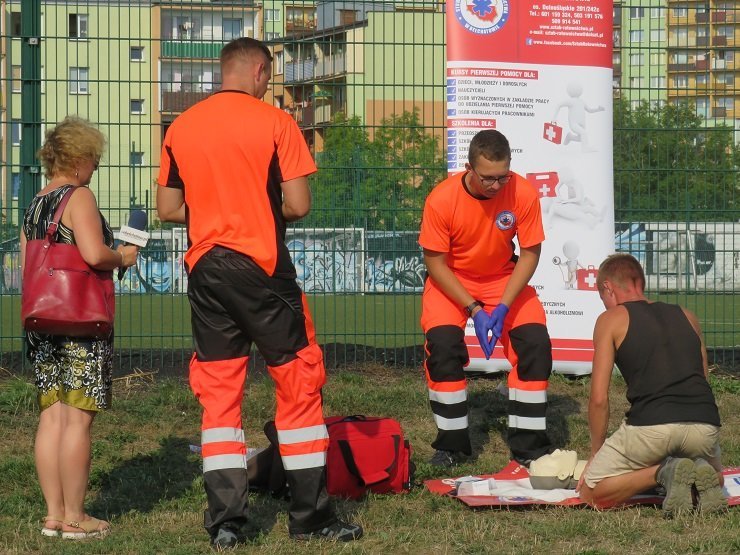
{"left": 464, "top": 300, "right": 484, "bottom": 317}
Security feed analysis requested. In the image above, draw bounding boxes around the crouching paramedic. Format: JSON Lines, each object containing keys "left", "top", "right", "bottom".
{"left": 156, "top": 37, "right": 362, "bottom": 548}
{"left": 419, "top": 129, "right": 554, "bottom": 467}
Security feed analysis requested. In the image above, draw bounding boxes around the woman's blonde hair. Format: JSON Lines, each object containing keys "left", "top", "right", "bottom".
{"left": 37, "top": 116, "right": 106, "bottom": 179}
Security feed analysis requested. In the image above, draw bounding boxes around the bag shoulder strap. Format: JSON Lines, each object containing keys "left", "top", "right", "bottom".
{"left": 337, "top": 434, "right": 401, "bottom": 486}
{"left": 45, "top": 186, "right": 78, "bottom": 241}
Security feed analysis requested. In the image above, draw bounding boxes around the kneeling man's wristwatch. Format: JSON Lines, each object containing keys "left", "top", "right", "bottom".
{"left": 464, "top": 300, "right": 484, "bottom": 317}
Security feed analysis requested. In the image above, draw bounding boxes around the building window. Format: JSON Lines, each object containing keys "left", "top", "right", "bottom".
{"left": 174, "top": 17, "right": 199, "bottom": 40}
{"left": 274, "top": 50, "right": 284, "bottom": 74}
{"left": 716, "top": 26, "right": 733, "bottom": 37}
{"left": 673, "top": 75, "right": 688, "bottom": 87}
{"left": 130, "top": 99, "right": 145, "bottom": 114}
{"left": 266, "top": 32, "right": 280, "bottom": 41}
{"left": 629, "top": 53, "right": 644, "bottom": 66}
{"left": 671, "top": 52, "right": 689, "bottom": 65}
{"left": 11, "top": 12, "right": 21, "bottom": 36}
{"left": 69, "top": 67, "right": 89, "bottom": 94}
{"left": 11, "top": 173, "right": 21, "bottom": 199}
{"left": 672, "top": 6, "right": 688, "bottom": 17}
{"left": 286, "top": 7, "right": 316, "bottom": 32}
{"left": 650, "top": 7, "right": 662, "bottom": 18}
{"left": 274, "top": 95, "right": 284, "bottom": 109}
{"left": 716, "top": 97, "right": 734, "bottom": 109}
{"left": 673, "top": 28, "right": 688, "bottom": 44}
{"left": 629, "top": 30, "right": 643, "bottom": 43}
{"left": 339, "top": 9, "right": 357, "bottom": 25}
{"left": 695, "top": 97, "right": 709, "bottom": 117}
{"left": 11, "top": 65, "right": 22, "bottom": 92}
{"left": 130, "top": 46, "right": 145, "bottom": 62}
{"left": 265, "top": 9, "right": 280, "bottom": 22}
{"left": 716, "top": 73, "right": 734, "bottom": 86}
{"left": 696, "top": 73, "right": 709, "bottom": 85}
{"left": 696, "top": 4, "right": 709, "bottom": 14}
{"left": 650, "top": 76, "right": 666, "bottom": 88}
{"left": 223, "top": 18, "right": 242, "bottom": 41}
{"left": 11, "top": 120, "right": 21, "bottom": 145}
{"left": 69, "top": 14, "right": 88, "bottom": 39}
{"left": 612, "top": 52, "right": 620, "bottom": 66}
{"left": 629, "top": 7, "right": 644, "bottom": 18}
{"left": 629, "top": 77, "right": 644, "bottom": 88}
{"left": 651, "top": 29, "right": 665, "bottom": 42}
{"left": 716, "top": 50, "right": 734, "bottom": 62}
{"left": 130, "top": 152, "right": 145, "bottom": 166}
{"left": 650, "top": 52, "right": 664, "bottom": 66}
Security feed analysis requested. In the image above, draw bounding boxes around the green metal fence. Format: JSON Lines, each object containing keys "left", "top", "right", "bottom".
{"left": 1, "top": 1, "right": 738, "bottom": 375}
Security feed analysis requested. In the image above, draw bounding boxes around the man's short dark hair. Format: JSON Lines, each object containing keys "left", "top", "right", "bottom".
{"left": 468, "top": 129, "right": 511, "bottom": 165}
{"left": 597, "top": 253, "right": 646, "bottom": 292}
{"left": 220, "top": 37, "right": 272, "bottom": 67}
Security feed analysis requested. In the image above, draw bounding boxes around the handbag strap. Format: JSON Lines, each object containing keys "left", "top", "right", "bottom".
{"left": 44, "top": 186, "right": 78, "bottom": 242}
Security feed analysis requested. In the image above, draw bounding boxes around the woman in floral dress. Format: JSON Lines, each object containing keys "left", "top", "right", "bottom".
{"left": 20, "top": 117, "right": 139, "bottom": 539}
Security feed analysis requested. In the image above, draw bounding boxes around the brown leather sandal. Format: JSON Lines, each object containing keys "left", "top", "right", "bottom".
{"left": 61, "top": 516, "right": 111, "bottom": 540}
{"left": 41, "top": 516, "right": 63, "bottom": 537}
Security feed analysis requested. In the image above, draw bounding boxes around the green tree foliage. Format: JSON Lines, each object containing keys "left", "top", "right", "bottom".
{"left": 308, "top": 109, "right": 445, "bottom": 231}
{"left": 614, "top": 99, "right": 738, "bottom": 222}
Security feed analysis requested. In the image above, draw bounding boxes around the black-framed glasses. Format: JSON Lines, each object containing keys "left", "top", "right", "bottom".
{"left": 471, "top": 167, "right": 512, "bottom": 186}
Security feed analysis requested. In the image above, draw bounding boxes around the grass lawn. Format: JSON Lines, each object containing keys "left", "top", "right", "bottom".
{"left": 1, "top": 365, "right": 739, "bottom": 554}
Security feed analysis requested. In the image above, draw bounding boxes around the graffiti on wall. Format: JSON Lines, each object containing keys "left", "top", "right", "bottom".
{"left": 615, "top": 223, "right": 716, "bottom": 276}
{"left": 2, "top": 224, "right": 737, "bottom": 294}
{"left": 365, "top": 231, "right": 425, "bottom": 292}
{"left": 287, "top": 228, "right": 363, "bottom": 293}
{"left": 0, "top": 238, "right": 20, "bottom": 294}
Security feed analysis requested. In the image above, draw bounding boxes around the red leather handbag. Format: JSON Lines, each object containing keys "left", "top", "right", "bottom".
{"left": 21, "top": 188, "right": 115, "bottom": 338}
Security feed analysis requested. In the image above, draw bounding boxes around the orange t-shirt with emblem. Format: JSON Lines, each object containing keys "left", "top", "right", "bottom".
{"left": 157, "top": 90, "right": 317, "bottom": 277}
{"left": 419, "top": 171, "right": 545, "bottom": 279}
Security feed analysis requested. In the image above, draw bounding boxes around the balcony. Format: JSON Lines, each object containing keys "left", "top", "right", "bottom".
{"left": 668, "top": 63, "right": 695, "bottom": 71}
{"left": 315, "top": 54, "right": 346, "bottom": 79}
{"left": 161, "top": 91, "right": 211, "bottom": 113}
{"left": 695, "top": 12, "right": 708, "bottom": 23}
{"left": 285, "top": 59, "right": 315, "bottom": 83}
{"left": 712, "top": 11, "right": 726, "bottom": 23}
{"left": 286, "top": 19, "right": 317, "bottom": 34}
{"left": 712, "top": 107, "right": 727, "bottom": 117}
{"left": 696, "top": 36, "right": 709, "bottom": 47}
{"left": 712, "top": 36, "right": 727, "bottom": 47}
{"left": 712, "top": 59, "right": 734, "bottom": 70}
{"left": 291, "top": 104, "right": 314, "bottom": 126}
{"left": 162, "top": 41, "right": 224, "bottom": 59}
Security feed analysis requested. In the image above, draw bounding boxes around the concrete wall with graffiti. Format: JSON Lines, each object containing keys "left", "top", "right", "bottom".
{"left": 2, "top": 223, "right": 737, "bottom": 294}
{"left": 615, "top": 222, "right": 739, "bottom": 290}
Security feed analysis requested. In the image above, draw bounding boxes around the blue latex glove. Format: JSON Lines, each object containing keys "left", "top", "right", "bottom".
{"left": 472, "top": 308, "right": 494, "bottom": 360}
{"left": 488, "top": 303, "right": 510, "bottom": 352}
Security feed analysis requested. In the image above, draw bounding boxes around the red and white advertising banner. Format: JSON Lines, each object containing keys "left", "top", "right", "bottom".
{"left": 446, "top": 0, "right": 614, "bottom": 375}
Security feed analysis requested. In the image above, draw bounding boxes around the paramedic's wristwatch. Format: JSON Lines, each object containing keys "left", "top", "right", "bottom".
{"left": 464, "top": 300, "right": 484, "bottom": 317}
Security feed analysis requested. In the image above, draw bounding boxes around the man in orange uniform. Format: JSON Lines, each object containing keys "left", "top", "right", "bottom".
{"left": 156, "top": 38, "right": 362, "bottom": 549}
{"left": 419, "top": 129, "right": 553, "bottom": 467}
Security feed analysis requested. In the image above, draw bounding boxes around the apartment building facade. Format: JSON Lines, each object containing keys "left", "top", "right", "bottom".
{"left": 614, "top": 0, "right": 738, "bottom": 138}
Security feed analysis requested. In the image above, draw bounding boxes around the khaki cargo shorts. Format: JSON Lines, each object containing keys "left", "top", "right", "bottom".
{"left": 584, "top": 420, "right": 721, "bottom": 488}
